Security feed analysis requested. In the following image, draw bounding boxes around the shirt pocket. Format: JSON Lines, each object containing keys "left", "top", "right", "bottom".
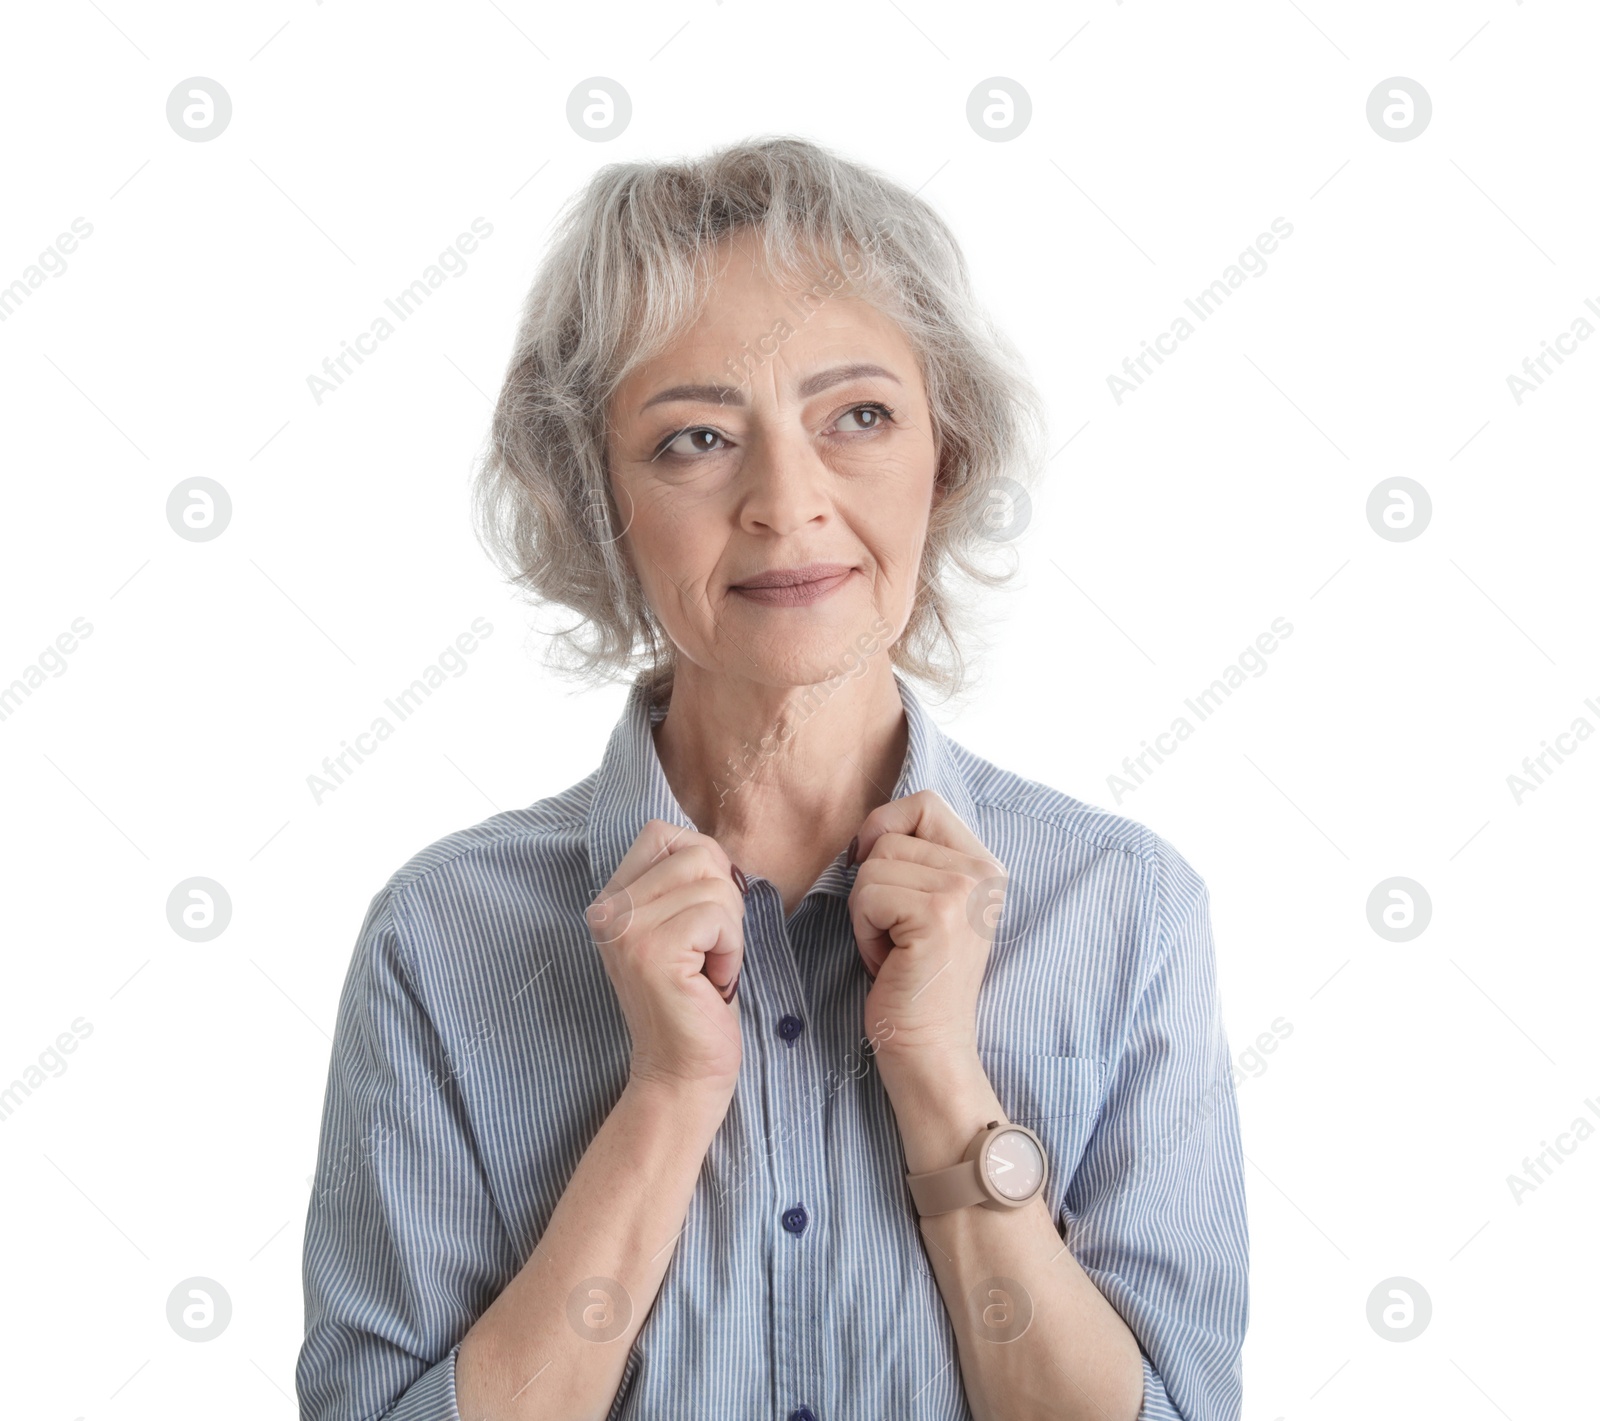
{"left": 976, "top": 1049, "right": 1106, "bottom": 1218}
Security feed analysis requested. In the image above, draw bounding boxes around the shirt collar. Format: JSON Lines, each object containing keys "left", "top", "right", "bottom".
{"left": 584, "top": 671, "right": 978, "bottom": 904}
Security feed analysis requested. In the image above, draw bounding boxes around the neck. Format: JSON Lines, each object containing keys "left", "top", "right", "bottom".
{"left": 652, "top": 655, "right": 909, "bottom": 892}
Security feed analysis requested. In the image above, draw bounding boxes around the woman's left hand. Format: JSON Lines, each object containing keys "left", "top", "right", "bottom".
{"left": 847, "top": 789, "right": 1007, "bottom": 1070}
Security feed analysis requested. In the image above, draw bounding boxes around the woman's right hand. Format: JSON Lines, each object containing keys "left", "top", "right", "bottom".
{"left": 586, "top": 820, "right": 746, "bottom": 1100}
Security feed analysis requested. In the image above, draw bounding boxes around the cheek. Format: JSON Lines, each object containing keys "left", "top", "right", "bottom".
{"left": 857, "top": 479, "right": 934, "bottom": 577}
{"left": 619, "top": 484, "right": 724, "bottom": 608}
{"left": 616, "top": 478, "right": 679, "bottom": 556}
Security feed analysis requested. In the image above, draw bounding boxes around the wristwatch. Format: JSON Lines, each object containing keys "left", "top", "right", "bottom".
{"left": 906, "top": 1119, "right": 1048, "bottom": 1216}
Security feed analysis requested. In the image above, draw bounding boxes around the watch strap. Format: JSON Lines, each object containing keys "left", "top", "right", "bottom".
{"left": 907, "top": 1118, "right": 1010, "bottom": 1217}
{"left": 906, "top": 1157, "right": 988, "bottom": 1215}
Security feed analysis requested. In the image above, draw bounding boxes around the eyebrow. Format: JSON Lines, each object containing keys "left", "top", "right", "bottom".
{"left": 638, "top": 361, "right": 902, "bottom": 413}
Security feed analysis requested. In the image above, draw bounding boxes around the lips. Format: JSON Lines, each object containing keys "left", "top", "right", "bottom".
{"left": 729, "top": 562, "right": 854, "bottom": 607}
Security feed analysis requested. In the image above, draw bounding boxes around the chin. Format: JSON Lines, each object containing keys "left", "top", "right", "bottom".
{"left": 736, "top": 624, "right": 895, "bottom": 691}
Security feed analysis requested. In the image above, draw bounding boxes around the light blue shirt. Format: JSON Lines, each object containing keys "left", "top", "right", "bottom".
{"left": 297, "top": 672, "right": 1248, "bottom": 1420}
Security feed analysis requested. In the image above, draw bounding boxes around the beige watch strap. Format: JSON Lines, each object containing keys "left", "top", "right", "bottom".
{"left": 906, "top": 1156, "right": 988, "bottom": 1215}
{"left": 906, "top": 1118, "right": 1000, "bottom": 1216}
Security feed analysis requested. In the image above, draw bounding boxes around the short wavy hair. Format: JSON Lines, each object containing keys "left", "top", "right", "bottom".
{"left": 471, "top": 134, "right": 1046, "bottom": 701}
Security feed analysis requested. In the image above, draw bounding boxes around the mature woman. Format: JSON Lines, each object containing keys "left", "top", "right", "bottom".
{"left": 297, "top": 137, "right": 1247, "bottom": 1421}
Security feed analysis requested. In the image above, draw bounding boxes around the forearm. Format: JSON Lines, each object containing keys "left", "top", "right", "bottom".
{"left": 455, "top": 1078, "right": 727, "bottom": 1421}
{"left": 881, "top": 1053, "right": 1144, "bottom": 1421}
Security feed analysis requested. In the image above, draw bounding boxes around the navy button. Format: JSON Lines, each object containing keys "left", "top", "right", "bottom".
{"left": 789, "top": 1408, "right": 818, "bottom": 1421}
{"left": 777, "top": 1013, "right": 804, "bottom": 1043}
{"left": 781, "top": 1203, "right": 809, "bottom": 1235}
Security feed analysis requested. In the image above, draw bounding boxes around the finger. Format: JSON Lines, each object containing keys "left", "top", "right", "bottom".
{"left": 859, "top": 830, "right": 1001, "bottom": 881}
{"left": 609, "top": 879, "right": 746, "bottom": 991}
{"left": 601, "top": 820, "right": 732, "bottom": 899}
{"left": 618, "top": 898, "right": 744, "bottom": 1011}
{"left": 605, "top": 841, "right": 740, "bottom": 916}
{"left": 848, "top": 880, "right": 930, "bottom": 961}
{"left": 623, "top": 855, "right": 747, "bottom": 994}
{"left": 657, "top": 899, "right": 746, "bottom": 998}
{"left": 853, "top": 790, "right": 990, "bottom": 865}
{"left": 852, "top": 857, "right": 966, "bottom": 897}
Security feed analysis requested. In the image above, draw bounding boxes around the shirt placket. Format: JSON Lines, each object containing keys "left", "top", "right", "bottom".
{"left": 743, "top": 880, "right": 829, "bottom": 1421}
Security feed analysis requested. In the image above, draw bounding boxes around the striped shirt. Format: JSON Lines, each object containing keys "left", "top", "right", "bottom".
{"left": 297, "top": 672, "right": 1248, "bottom": 1421}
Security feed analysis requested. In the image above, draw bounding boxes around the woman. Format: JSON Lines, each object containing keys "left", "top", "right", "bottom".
{"left": 297, "top": 136, "right": 1247, "bottom": 1421}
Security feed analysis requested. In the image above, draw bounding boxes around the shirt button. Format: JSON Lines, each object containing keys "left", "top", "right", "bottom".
{"left": 777, "top": 1014, "right": 804, "bottom": 1043}
{"left": 789, "top": 1408, "right": 818, "bottom": 1421}
{"left": 781, "top": 1204, "right": 809, "bottom": 1235}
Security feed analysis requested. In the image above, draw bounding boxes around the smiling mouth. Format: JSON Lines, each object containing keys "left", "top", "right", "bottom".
{"left": 729, "top": 563, "right": 854, "bottom": 607}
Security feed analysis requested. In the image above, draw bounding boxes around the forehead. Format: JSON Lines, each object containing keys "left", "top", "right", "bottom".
{"left": 616, "top": 229, "right": 918, "bottom": 397}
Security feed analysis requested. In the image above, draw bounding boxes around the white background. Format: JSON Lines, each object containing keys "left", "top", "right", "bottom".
{"left": 2, "top": 1, "right": 1595, "bottom": 1417}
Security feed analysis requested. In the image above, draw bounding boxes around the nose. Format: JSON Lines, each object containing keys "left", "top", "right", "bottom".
{"left": 736, "top": 428, "right": 830, "bottom": 537}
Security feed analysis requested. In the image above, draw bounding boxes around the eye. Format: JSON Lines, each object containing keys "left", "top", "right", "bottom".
{"left": 833, "top": 401, "right": 896, "bottom": 434}
{"left": 652, "top": 426, "right": 729, "bottom": 462}
{"left": 649, "top": 401, "right": 897, "bottom": 462}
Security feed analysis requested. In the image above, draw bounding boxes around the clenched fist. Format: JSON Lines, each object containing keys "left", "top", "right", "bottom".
{"left": 587, "top": 820, "right": 747, "bottom": 1101}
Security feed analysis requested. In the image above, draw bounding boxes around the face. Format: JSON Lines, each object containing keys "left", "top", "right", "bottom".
{"left": 604, "top": 230, "right": 941, "bottom": 690}
{"left": 985, "top": 1128, "right": 1045, "bottom": 1201}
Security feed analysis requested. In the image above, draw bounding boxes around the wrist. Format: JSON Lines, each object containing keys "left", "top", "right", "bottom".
{"left": 878, "top": 1049, "right": 1003, "bottom": 1176}
{"left": 621, "top": 1072, "right": 733, "bottom": 1137}
{"left": 874, "top": 1038, "right": 980, "bottom": 1102}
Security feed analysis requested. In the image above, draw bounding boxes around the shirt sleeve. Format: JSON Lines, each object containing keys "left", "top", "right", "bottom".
{"left": 1061, "top": 839, "right": 1249, "bottom": 1421}
{"left": 296, "top": 884, "right": 518, "bottom": 1421}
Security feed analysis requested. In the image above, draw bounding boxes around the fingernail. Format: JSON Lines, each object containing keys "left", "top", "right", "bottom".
{"left": 719, "top": 970, "right": 741, "bottom": 1002}
{"left": 846, "top": 835, "right": 859, "bottom": 865}
{"left": 587, "top": 899, "right": 610, "bottom": 925}
{"left": 731, "top": 863, "right": 749, "bottom": 895}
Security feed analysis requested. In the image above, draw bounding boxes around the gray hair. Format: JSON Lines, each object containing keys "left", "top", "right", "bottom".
{"left": 470, "top": 134, "right": 1047, "bottom": 701}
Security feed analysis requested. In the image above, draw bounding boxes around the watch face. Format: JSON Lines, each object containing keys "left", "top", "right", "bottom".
{"left": 985, "top": 1128, "right": 1044, "bottom": 1201}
